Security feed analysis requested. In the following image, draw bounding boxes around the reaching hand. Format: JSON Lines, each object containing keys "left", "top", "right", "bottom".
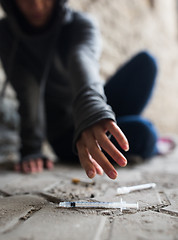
{"left": 14, "top": 158, "right": 54, "bottom": 173}
{"left": 76, "top": 119, "right": 129, "bottom": 179}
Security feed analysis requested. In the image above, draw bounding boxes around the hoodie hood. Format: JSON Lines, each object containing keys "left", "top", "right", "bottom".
{"left": 0, "top": 0, "right": 69, "bottom": 100}
{"left": 0, "top": 0, "right": 68, "bottom": 35}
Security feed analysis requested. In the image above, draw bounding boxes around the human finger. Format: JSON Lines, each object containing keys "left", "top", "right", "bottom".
{"left": 45, "top": 159, "right": 54, "bottom": 169}
{"left": 89, "top": 157, "right": 103, "bottom": 175}
{"left": 36, "top": 158, "right": 43, "bottom": 172}
{"left": 107, "top": 121, "right": 129, "bottom": 151}
{"left": 29, "top": 160, "right": 38, "bottom": 173}
{"left": 95, "top": 132, "right": 127, "bottom": 167}
{"left": 77, "top": 142, "right": 97, "bottom": 178}
{"left": 22, "top": 161, "right": 31, "bottom": 173}
{"left": 87, "top": 139, "right": 118, "bottom": 179}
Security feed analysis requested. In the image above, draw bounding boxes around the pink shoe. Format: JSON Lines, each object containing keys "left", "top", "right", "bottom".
{"left": 156, "top": 137, "right": 176, "bottom": 155}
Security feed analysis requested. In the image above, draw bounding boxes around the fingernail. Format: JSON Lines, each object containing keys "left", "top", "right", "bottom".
{"left": 108, "top": 170, "right": 117, "bottom": 179}
{"left": 124, "top": 143, "right": 129, "bottom": 151}
{"left": 122, "top": 159, "right": 127, "bottom": 167}
{"left": 88, "top": 170, "right": 95, "bottom": 178}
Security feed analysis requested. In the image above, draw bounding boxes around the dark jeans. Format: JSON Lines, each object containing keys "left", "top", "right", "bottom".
{"left": 49, "top": 51, "right": 158, "bottom": 162}
{"left": 104, "top": 51, "right": 158, "bottom": 159}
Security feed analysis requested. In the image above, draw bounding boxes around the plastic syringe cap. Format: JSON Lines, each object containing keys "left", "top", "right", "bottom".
{"left": 117, "top": 187, "right": 130, "bottom": 195}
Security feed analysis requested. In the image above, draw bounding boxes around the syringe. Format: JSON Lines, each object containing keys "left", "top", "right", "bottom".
{"left": 117, "top": 183, "right": 156, "bottom": 195}
{"left": 59, "top": 199, "right": 139, "bottom": 212}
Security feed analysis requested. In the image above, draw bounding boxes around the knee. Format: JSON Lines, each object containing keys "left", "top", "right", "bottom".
{"left": 136, "top": 51, "right": 158, "bottom": 78}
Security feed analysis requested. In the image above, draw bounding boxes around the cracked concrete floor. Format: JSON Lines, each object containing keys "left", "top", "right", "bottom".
{"left": 0, "top": 137, "right": 178, "bottom": 240}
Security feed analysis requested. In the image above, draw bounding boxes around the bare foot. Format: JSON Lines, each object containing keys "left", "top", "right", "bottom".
{"left": 14, "top": 158, "right": 54, "bottom": 173}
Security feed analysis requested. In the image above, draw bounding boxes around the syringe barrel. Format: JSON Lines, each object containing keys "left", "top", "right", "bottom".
{"left": 59, "top": 201, "right": 139, "bottom": 210}
{"left": 59, "top": 201, "right": 123, "bottom": 208}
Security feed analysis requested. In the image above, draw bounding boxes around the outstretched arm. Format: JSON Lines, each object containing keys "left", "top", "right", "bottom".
{"left": 62, "top": 12, "right": 129, "bottom": 178}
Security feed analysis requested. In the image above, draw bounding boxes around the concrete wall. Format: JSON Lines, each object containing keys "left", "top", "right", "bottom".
{"left": 69, "top": 0, "right": 178, "bottom": 135}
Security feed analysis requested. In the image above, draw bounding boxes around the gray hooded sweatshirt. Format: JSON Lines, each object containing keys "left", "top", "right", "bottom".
{"left": 0, "top": 0, "right": 116, "bottom": 161}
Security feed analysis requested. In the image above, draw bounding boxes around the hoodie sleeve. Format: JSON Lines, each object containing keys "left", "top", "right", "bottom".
{"left": 10, "top": 65, "right": 45, "bottom": 161}
{"left": 2, "top": 54, "right": 45, "bottom": 160}
{"left": 64, "top": 12, "right": 116, "bottom": 152}
{"left": 0, "top": 18, "right": 45, "bottom": 161}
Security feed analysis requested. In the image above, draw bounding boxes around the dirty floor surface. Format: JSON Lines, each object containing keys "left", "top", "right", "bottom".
{"left": 0, "top": 137, "right": 178, "bottom": 240}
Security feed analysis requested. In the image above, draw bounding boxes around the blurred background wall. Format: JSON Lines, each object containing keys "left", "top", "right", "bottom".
{"left": 0, "top": 0, "right": 178, "bottom": 162}
{"left": 69, "top": 0, "right": 178, "bottom": 135}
